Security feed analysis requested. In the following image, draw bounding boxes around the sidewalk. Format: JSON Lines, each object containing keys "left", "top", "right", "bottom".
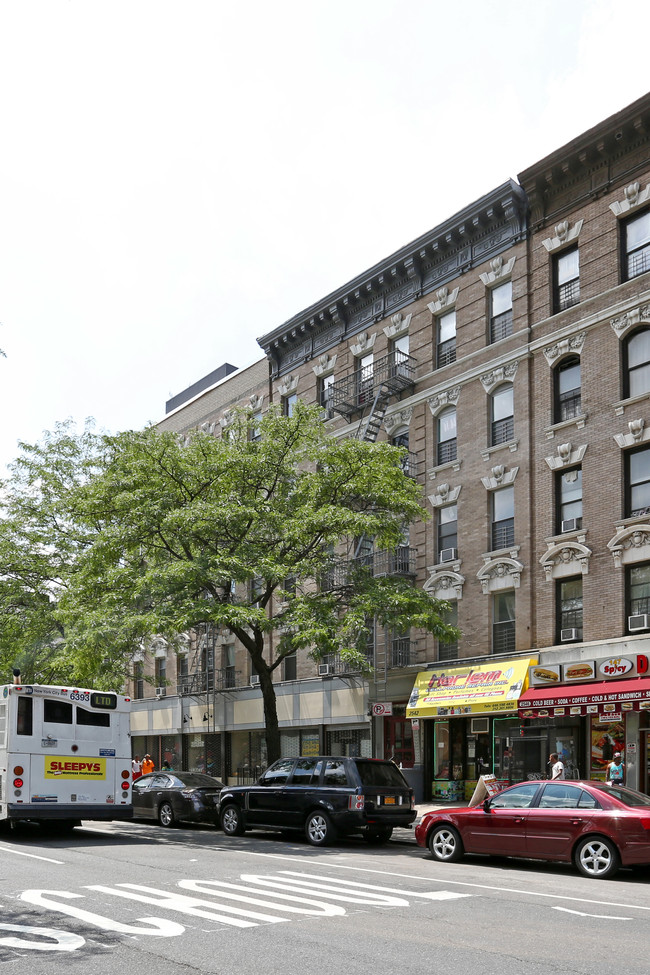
{"left": 390, "top": 800, "right": 469, "bottom": 844}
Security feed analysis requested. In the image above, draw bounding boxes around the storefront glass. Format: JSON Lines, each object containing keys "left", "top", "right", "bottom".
{"left": 591, "top": 718, "right": 625, "bottom": 780}
{"left": 326, "top": 727, "right": 371, "bottom": 757}
{"left": 230, "top": 730, "right": 267, "bottom": 783}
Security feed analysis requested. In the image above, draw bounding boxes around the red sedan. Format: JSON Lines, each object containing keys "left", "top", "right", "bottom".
{"left": 415, "top": 780, "right": 650, "bottom": 879}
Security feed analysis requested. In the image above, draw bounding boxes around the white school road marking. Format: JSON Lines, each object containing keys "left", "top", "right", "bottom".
{"left": 227, "top": 849, "right": 650, "bottom": 915}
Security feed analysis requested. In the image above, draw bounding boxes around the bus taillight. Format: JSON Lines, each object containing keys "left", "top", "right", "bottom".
{"left": 121, "top": 780, "right": 129, "bottom": 790}
{"left": 121, "top": 769, "right": 130, "bottom": 779}
{"left": 13, "top": 777, "right": 23, "bottom": 788}
{"left": 13, "top": 765, "right": 24, "bottom": 775}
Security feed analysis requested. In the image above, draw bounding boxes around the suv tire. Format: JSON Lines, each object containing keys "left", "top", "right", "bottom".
{"left": 305, "top": 810, "right": 337, "bottom": 846}
{"left": 221, "top": 803, "right": 245, "bottom": 836}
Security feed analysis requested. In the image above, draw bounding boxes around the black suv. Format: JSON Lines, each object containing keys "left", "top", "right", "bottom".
{"left": 218, "top": 756, "right": 415, "bottom": 846}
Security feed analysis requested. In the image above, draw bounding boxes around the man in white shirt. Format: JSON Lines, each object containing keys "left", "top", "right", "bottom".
{"left": 549, "top": 752, "right": 565, "bottom": 779}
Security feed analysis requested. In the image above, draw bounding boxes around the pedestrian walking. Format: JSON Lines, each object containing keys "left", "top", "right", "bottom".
{"left": 132, "top": 754, "right": 142, "bottom": 780}
{"left": 550, "top": 752, "right": 565, "bottom": 779}
{"left": 606, "top": 751, "right": 625, "bottom": 786}
{"left": 141, "top": 754, "right": 155, "bottom": 775}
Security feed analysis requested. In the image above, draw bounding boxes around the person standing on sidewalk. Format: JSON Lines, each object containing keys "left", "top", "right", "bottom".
{"left": 606, "top": 751, "right": 625, "bottom": 786}
{"left": 549, "top": 752, "right": 565, "bottom": 779}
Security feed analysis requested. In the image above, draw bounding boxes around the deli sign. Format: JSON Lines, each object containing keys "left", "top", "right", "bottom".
{"left": 530, "top": 653, "right": 649, "bottom": 687}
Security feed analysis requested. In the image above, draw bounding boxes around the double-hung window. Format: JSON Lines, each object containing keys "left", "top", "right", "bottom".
{"left": 491, "top": 486, "right": 514, "bottom": 550}
{"left": 623, "top": 210, "right": 650, "bottom": 281}
{"left": 438, "top": 503, "right": 458, "bottom": 563}
{"left": 624, "top": 328, "right": 650, "bottom": 399}
{"left": 553, "top": 247, "right": 580, "bottom": 312}
{"left": 283, "top": 393, "right": 298, "bottom": 417}
{"left": 492, "top": 592, "right": 515, "bottom": 653}
{"left": 319, "top": 374, "right": 334, "bottom": 415}
{"left": 557, "top": 577, "right": 583, "bottom": 642}
{"left": 557, "top": 467, "right": 582, "bottom": 533}
{"left": 554, "top": 357, "right": 581, "bottom": 422}
{"left": 490, "top": 281, "right": 513, "bottom": 342}
{"left": 437, "top": 407, "right": 457, "bottom": 465}
{"left": 490, "top": 384, "right": 514, "bottom": 446}
{"left": 437, "top": 311, "right": 456, "bottom": 368}
{"left": 627, "top": 446, "right": 650, "bottom": 517}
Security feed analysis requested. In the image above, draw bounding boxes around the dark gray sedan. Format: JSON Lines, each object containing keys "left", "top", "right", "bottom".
{"left": 131, "top": 771, "right": 223, "bottom": 827}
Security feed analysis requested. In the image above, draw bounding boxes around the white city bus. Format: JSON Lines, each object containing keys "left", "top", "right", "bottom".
{"left": 0, "top": 673, "right": 133, "bottom": 828}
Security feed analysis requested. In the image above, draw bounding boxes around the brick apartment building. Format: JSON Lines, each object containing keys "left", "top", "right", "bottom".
{"left": 130, "top": 93, "right": 650, "bottom": 802}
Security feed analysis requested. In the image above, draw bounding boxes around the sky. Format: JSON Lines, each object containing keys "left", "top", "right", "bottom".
{"left": 1, "top": 0, "right": 649, "bottom": 474}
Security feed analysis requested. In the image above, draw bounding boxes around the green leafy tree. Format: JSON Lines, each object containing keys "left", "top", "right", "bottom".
{"left": 1, "top": 407, "right": 458, "bottom": 762}
{"left": 62, "top": 404, "right": 456, "bottom": 762}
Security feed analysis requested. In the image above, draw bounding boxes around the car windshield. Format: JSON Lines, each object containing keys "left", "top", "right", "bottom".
{"left": 176, "top": 774, "right": 222, "bottom": 788}
{"left": 355, "top": 760, "right": 408, "bottom": 788}
{"left": 589, "top": 783, "right": 650, "bottom": 807}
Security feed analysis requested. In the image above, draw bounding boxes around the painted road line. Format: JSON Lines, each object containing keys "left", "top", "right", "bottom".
{"left": 0, "top": 845, "right": 64, "bottom": 864}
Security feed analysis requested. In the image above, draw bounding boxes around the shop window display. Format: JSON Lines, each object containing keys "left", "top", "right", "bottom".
{"left": 591, "top": 719, "right": 625, "bottom": 780}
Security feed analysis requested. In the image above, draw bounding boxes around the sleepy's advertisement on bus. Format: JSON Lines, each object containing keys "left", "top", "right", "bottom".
{"left": 44, "top": 758, "right": 107, "bottom": 779}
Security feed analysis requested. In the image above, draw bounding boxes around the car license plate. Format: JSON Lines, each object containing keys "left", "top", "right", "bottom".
{"left": 384, "top": 796, "right": 396, "bottom": 804}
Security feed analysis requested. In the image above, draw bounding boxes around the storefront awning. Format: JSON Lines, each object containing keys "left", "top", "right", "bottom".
{"left": 406, "top": 657, "right": 538, "bottom": 718}
{"left": 517, "top": 677, "right": 650, "bottom": 719}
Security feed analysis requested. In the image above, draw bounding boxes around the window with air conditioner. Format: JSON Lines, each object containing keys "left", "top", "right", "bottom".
{"left": 318, "top": 663, "right": 332, "bottom": 677}
{"left": 556, "top": 467, "right": 582, "bottom": 534}
{"left": 627, "top": 563, "right": 650, "bottom": 633}
{"left": 250, "top": 674, "right": 260, "bottom": 686}
{"left": 438, "top": 503, "right": 457, "bottom": 564}
{"left": 557, "top": 577, "right": 582, "bottom": 644}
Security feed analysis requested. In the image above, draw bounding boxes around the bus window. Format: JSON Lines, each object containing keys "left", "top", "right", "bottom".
{"left": 76, "top": 706, "right": 110, "bottom": 727}
{"left": 44, "top": 699, "right": 73, "bottom": 724}
{"left": 0, "top": 701, "right": 7, "bottom": 745}
{"left": 17, "top": 697, "right": 33, "bottom": 736}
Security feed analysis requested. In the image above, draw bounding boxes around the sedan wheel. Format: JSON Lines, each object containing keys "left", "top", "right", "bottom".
{"left": 221, "top": 803, "right": 245, "bottom": 836}
{"left": 428, "top": 824, "right": 464, "bottom": 862}
{"left": 158, "top": 802, "right": 176, "bottom": 828}
{"left": 574, "top": 836, "right": 620, "bottom": 879}
{"left": 305, "top": 810, "right": 337, "bottom": 846}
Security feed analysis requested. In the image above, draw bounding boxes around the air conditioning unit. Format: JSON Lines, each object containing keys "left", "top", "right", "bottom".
{"left": 560, "top": 628, "right": 579, "bottom": 642}
{"left": 155, "top": 686, "right": 166, "bottom": 697}
{"left": 318, "top": 664, "right": 332, "bottom": 677}
{"left": 439, "top": 547, "right": 457, "bottom": 563}
{"left": 629, "top": 614, "right": 650, "bottom": 631}
{"left": 470, "top": 717, "right": 489, "bottom": 734}
{"left": 249, "top": 674, "right": 260, "bottom": 686}
{"left": 561, "top": 518, "right": 581, "bottom": 533}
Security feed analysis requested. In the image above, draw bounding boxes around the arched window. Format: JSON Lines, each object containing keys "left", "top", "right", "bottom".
{"left": 624, "top": 327, "right": 650, "bottom": 399}
{"left": 437, "top": 407, "right": 457, "bottom": 465}
{"left": 554, "top": 356, "right": 581, "bottom": 423}
{"left": 490, "top": 384, "right": 513, "bottom": 446}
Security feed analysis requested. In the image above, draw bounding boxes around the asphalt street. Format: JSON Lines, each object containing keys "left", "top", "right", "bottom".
{"left": 0, "top": 818, "right": 648, "bottom": 975}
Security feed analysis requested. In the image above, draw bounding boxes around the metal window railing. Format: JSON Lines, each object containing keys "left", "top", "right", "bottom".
{"left": 437, "top": 438, "right": 457, "bottom": 466}
{"left": 558, "top": 388, "right": 581, "bottom": 421}
{"left": 491, "top": 519, "right": 514, "bottom": 551}
{"left": 490, "top": 310, "right": 513, "bottom": 343}
{"left": 556, "top": 277, "right": 580, "bottom": 311}
{"left": 628, "top": 245, "right": 650, "bottom": 280}
{"left": 321, "top": 546, "right": 417, "bottom": 589}
{"left": 437, "top": 340, "right": 456, "bottom": 368}
{"left": 491, "top": 415, "right": 514, "bottom": 446}
{"left": 492, "top": 620, "right": 515, "bottom": 654}
{"left": 391, "top": 638, "right": 414, "bottom": 668}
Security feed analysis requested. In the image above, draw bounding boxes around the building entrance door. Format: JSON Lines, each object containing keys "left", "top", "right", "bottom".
{"left": 384, "top": 716, "right": 414, "bottom": 768}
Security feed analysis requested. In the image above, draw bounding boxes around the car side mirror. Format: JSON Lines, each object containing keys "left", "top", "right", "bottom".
{"left": 483, "top": 798, "right": 491, "bottom": 813}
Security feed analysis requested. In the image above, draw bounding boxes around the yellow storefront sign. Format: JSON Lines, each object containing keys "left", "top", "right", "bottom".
{"left": 44, "top": 757, "right": 107, "bottom": 780}
{"left": 406, "top": 657, "right": 538, "bottom": 718}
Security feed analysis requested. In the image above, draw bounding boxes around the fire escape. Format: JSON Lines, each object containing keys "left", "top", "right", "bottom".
{"left": 327, "top": 348, "right": 419, "bottom": 685}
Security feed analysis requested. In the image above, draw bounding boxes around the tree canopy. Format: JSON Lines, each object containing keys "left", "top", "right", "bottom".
{"left": 0, "top": 406, "right": 458, "bottom": 761}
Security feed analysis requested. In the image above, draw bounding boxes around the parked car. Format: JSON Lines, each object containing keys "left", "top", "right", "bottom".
{"left": 415, "top": 779, "right": 650, "bottom": 879}
{"left": 219, "top": 756, "right": 416, "bottom": 846}
{"left": 132, "top": 771, "right": 223, "bottom": 827}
